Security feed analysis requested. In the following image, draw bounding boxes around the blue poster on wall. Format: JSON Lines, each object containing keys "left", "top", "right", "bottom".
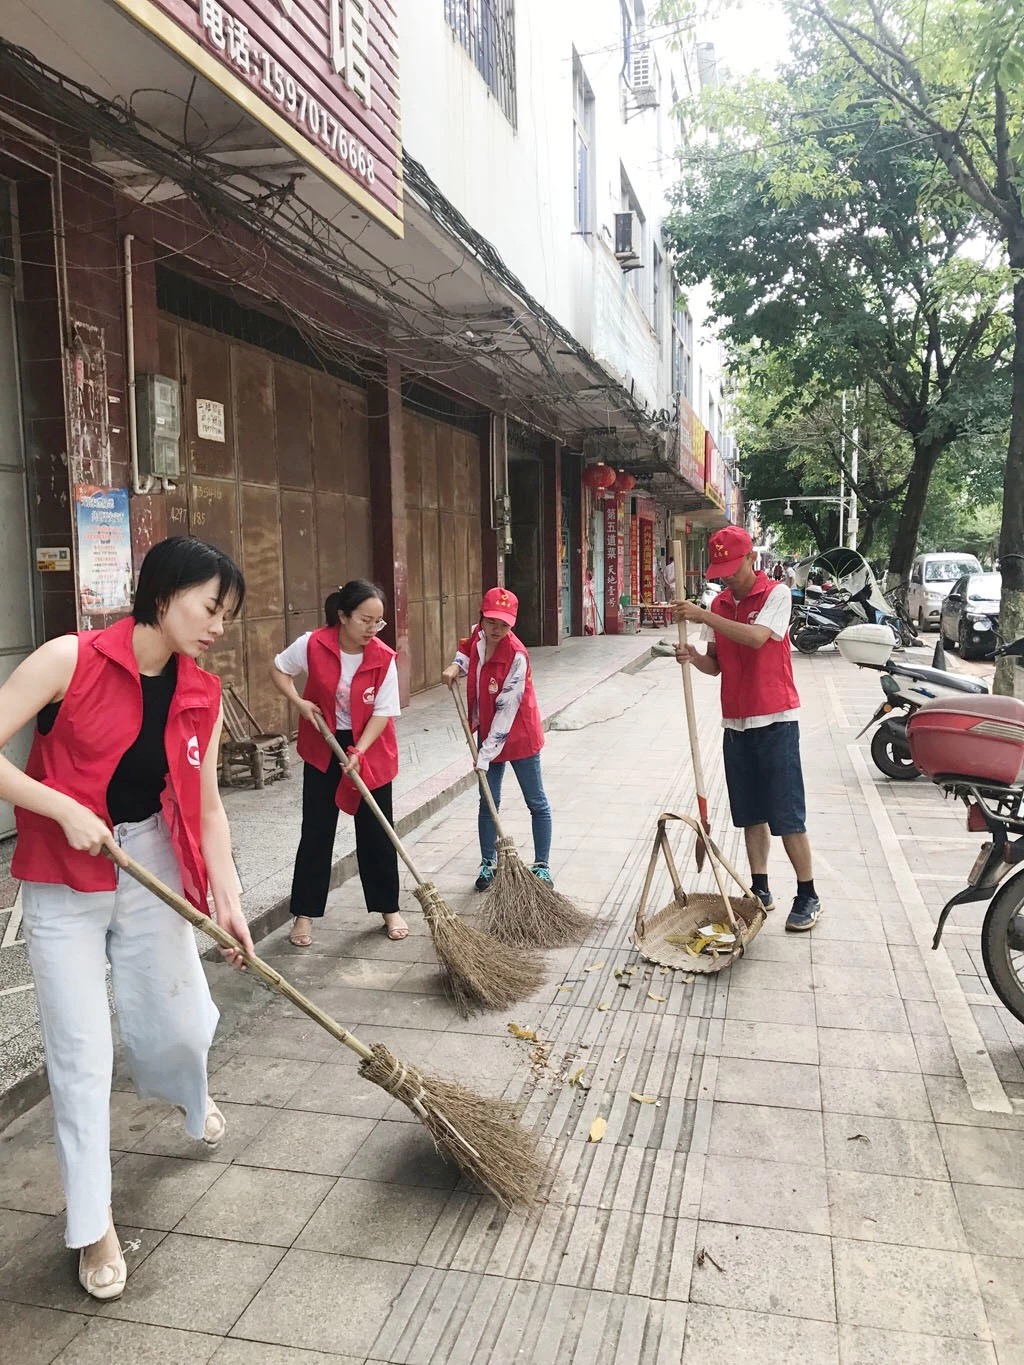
{"left": 74, "top": 485, "right": 132, "bottom": 614}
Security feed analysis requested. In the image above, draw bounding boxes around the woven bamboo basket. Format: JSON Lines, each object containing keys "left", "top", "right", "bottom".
{"left": 632, "top": 812, "right": 766, "bottom": 973}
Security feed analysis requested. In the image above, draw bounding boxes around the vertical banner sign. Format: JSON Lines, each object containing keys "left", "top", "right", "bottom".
{"left": 75, "top": 486, "right": 133, "bottom": 615}
{"left": 641, "top": 519, "right": 654, "bottom": 605}
{"left": 630, "top": 514, "right": 640, "bottom": 606}
{"left": 603, "top": 497, "right": 620, "bottom": 634}
{"left": 108, "top": 0, "right": 402, "bottom": 236}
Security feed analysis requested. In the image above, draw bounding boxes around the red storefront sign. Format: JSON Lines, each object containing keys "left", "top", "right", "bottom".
{"left": 704, "top": 430, "right": 726, "bottom": 510}
{"left": 110, "top": 0, "right": 403, "bottom": 236}
{"left": 630, "top": 515, "right": 640, "bottom": 606}
{"left": 640, "top": 518, "right": 654, "bottom": 605}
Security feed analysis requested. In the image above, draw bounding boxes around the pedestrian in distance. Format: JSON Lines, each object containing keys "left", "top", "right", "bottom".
{"left": 0, "top": 536, "right": 253, "bottom": 1301}
{"left": 442, "top": 587, "right": 555, "bottom": 891}
{"left": 673, "top": 525, "right": 822, "bottom": 932}
{"left": 272, "top": 579, "right": 406, "bottom": 948}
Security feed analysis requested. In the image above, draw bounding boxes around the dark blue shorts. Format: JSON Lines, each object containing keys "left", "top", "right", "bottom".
{"left": 722, "top": 721, "right": 807, "bottom": 836}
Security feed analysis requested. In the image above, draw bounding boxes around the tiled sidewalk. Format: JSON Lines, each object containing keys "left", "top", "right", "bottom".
{"left": 2, "top": 647, "right": 1023, "bottom": 1363}
{"left": 0, "top": 632, "right": 654, "bottom": 1120}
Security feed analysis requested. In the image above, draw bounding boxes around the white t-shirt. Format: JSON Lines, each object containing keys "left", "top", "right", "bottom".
{"left": 274, "top": 633, "right": 401, "bottom": 730}
{"left": 699, "top": 583, "right": 799, "bottom": 732}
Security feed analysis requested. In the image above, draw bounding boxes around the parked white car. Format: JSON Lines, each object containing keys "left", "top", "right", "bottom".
{"left": 906, "top": 552, "right": 983, "bottom": 631}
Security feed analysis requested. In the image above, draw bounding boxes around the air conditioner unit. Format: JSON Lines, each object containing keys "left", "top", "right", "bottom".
{"left": 631, "top": 45, "right": 660, "bottom": 108}
{"left": 614, "top": 212, "right": 644, "bottom": 271}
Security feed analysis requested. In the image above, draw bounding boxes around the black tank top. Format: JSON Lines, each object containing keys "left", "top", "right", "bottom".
{"left": 38, "top": 657, "right": 178, "bottom": 825}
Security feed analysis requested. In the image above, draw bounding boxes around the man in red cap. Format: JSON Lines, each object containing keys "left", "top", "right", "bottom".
{"left": 674, "top": 526, "right": 821, "bottom": 931}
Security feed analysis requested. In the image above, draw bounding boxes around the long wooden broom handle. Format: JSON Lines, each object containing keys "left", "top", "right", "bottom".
{"left": 109, "top": 849, "right": 375, "bottom": 1063}
{"left": 450, "top": 683, "right": 505, "bottom": 837}
{"left": 674, "top": 537, "right": 709, "bottom": 810}
{"left": 312, "top": 712, "right": 426, "bottom": 888}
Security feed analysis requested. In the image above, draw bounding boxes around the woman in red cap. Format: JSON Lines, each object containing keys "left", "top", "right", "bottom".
{"left": 442, "top": 587, "right": 554, "bottom": 890}
{"left": 271, "top": 579, "right": 405, "bottom": 947}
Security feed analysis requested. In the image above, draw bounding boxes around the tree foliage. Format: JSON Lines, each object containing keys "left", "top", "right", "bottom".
{"left": 663, "top": 45, "right": 1010, "bottom": 593}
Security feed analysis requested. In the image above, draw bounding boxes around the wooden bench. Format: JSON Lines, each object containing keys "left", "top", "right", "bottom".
{"left": 219, "top": 686, "right": 289, "bottom": 789}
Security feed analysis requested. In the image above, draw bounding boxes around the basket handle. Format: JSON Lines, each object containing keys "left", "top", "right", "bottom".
{"left": 634, "top": 817, "right": 687, "bottom": 940}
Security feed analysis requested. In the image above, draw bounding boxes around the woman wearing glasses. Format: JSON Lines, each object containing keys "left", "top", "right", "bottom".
{"left": 271, "top": 579, "right": 404, "bottom": 947}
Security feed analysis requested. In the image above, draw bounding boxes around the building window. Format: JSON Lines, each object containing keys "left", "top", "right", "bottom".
{"left": 620, "top": 169, "right": 646, "bottom": 298}
{"left": 573, "top": 53, "right": 595, "bottom": 234}
{"left": 621, "top": 0, "right": 646, "bottom": 85}
{"left": 672, "top": 305, "right": 693, "bottom": 400}
{"left": 651, "top": 244, "right": 663, "bottom": 334}
{"left": 445, "top": 0, "right": 517, "bottom": 128}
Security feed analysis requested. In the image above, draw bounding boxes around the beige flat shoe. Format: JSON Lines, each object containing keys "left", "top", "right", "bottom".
{"left": 202, "top": 1097, "right": 226, "bottom": 1147}
{"left": 176, "top": 1095, "right": 227, "bottom": 1147}
{"left": 78, "top": 1230, "right": 126, "bottom": 1301}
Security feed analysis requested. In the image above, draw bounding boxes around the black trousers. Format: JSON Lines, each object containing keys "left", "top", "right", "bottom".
{"left": 289, "top": 729, "right": 400, "bottom": 918}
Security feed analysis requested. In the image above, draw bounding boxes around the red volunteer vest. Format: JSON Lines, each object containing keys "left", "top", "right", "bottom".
{"left": 295, "top": 628, "right": 399, "bottom": 814}
{"left": 12, "top": 615, "right": 221, "bottom": 912}
{"left": 711, "top": 573, "right": 800, "bottom": 722}
{"left": 463, "top": 627, "right": 544, "bottom": 763}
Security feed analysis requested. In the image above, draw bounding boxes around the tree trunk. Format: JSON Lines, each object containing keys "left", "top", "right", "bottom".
{"left": 886, "top": 437, "right": 945, "bottom": 585}
{"left": 995, "top": 260, "right": 1024, "bottom": 697}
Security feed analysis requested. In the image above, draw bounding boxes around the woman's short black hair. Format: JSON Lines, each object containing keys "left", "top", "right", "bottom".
{"left": 324, "top": 579, "right": 386, "bottom": 627}
{"left": 132, "top": 536, "right": 246, "bottom": 626}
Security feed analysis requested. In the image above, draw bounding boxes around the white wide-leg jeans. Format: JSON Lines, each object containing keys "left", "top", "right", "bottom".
{"left": 20, "top": 814, "right": 220, "bottom": 1248}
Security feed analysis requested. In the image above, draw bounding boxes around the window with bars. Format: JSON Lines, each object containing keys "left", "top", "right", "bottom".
{"left": 445, "top": 0, "right": 518, "bottom": 128}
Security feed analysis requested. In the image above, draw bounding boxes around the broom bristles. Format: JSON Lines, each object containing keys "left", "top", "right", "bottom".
{"left": 484, "top": 837, "right": 597, "bottom": 949}
{"left": 414, "top": 881, "right": 547, "bottom": 1017}
{"left": 360, "top": 1042, "right": 544, "bottom": 1209}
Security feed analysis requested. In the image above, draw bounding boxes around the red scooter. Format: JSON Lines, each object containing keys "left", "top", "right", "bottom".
{"left": 908, "top": 639, "right": 1024, "bottom": 1022}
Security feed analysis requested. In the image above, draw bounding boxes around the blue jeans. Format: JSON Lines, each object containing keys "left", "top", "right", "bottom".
{"left": 479, "top": 753, "right": 552, "bottom": 865}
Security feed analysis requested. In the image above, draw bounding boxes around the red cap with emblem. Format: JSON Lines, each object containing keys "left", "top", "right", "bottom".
{"left": 481, "top": 586, "right": 518, "bottom": 626}
{"left": 707, "top": 525, "right": 754, "bottom": 578}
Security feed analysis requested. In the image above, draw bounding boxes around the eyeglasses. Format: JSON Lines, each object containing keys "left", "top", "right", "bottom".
{"left": 353, "top": 617, "right": 387, "bottom": 633}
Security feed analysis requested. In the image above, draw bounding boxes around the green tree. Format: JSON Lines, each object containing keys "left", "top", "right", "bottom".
{"left": 792, "top": 0, "right": 1024, "bottom": 692}
{"left": 664, "top": 58, "right": 1010, "bottom": 597}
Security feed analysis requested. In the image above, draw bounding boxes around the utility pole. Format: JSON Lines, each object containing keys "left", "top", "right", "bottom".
{"left": 839, "top": 392, "right": 846, "bottom": 548}
{"left": 848, "top": 388, "right": 860, "bottom": 549}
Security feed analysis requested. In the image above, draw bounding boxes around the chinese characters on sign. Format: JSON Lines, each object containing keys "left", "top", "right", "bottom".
{"left": 199, "top": 0, "right": 378, "bottom": 181}
{"left": 110, "top": 0, "right": 402, "bottom": 235}
{"left": 196, "top": 398, "right": 226, "bottom": 442}
{"left": 640, "top": 518, "right": 654, "bottom": 606}
{"left": 75, "top": 486, "right": 133, "bottom": 615}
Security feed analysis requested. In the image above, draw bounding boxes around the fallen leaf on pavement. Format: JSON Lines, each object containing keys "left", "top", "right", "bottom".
{"left": 629, "top": 1092, "right": 659, "bottom": 1104}
{"left": 648, "top": 992, "right": 667, "bottom": 1002}
{"left": 847, "top": 1133, "right": 871, "bottom": 1143}
{"left": 584, "top": 962, "right": 606, "bottom": 973}
{"left": 588, "top": 1116, "right": 607, "bottom": 1143}
{"left": 507, "top": 1024, "right": 539, "bottom": 1041}
{"left": 596, "top": 1002, "right": 611, "bottom": 1012}
{"left": 696, "top": 1247, "right": 724, "bottom": 1272}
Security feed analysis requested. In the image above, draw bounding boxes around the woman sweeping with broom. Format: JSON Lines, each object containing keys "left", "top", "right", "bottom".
{"left": 442, "top": 587, "right": 555, "bottom": 892}
{"left": 272, "top": 579, "right": 406, "bottom": 948}
{"left": 0, "top": 536, "right": 251, "bottom": 1302}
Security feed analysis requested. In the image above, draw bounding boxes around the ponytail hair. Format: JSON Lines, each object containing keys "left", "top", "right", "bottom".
{"left": 324, "top": 578, "right": 386, "bottom": 627}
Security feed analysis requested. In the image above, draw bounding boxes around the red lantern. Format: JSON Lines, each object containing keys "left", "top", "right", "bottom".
{"left": 582, "top": 463, "right": 617, "bottom": 492}
{"left": 613, "top": 471, "right": 637, "bottom": 493}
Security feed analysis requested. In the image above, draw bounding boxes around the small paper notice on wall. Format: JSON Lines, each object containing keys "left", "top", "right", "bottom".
{"left": 196, "top": 398, "right": 226, "bottom": 443}
{"left": 36, "top": 546, "right": 71, "bottom": 572}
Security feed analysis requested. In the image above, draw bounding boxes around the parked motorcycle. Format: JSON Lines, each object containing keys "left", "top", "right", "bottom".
{"left": 790, "top": 548, "right": 904, "bottom": 655}
{"left": 837, "top": 623, "right": 988, "bottom": 780}
{"left": 907, "top": 639, "right": 1024, "bottom": 1024}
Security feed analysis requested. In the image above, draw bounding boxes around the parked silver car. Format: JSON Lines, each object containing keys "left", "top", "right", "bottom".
{"left": 939, "top": 572, "right": 1001, "bottom": 659}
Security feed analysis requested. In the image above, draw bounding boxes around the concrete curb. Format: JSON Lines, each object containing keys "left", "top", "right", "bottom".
{"left": 0, "top": 644, "right": 656, "bottom": 1131}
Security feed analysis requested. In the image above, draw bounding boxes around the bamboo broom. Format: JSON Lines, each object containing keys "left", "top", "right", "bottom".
{"left": 113, "top": 851, "right": 544, "bottom": 1209}
{"left": 313, "top": 714, "right": 546, "bottom": 1016}
{"left": 675, "top": 536, "right": 712, "bottom": 871}
{"left": 450, "top": 685, "right": 594, "bottom": 949}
